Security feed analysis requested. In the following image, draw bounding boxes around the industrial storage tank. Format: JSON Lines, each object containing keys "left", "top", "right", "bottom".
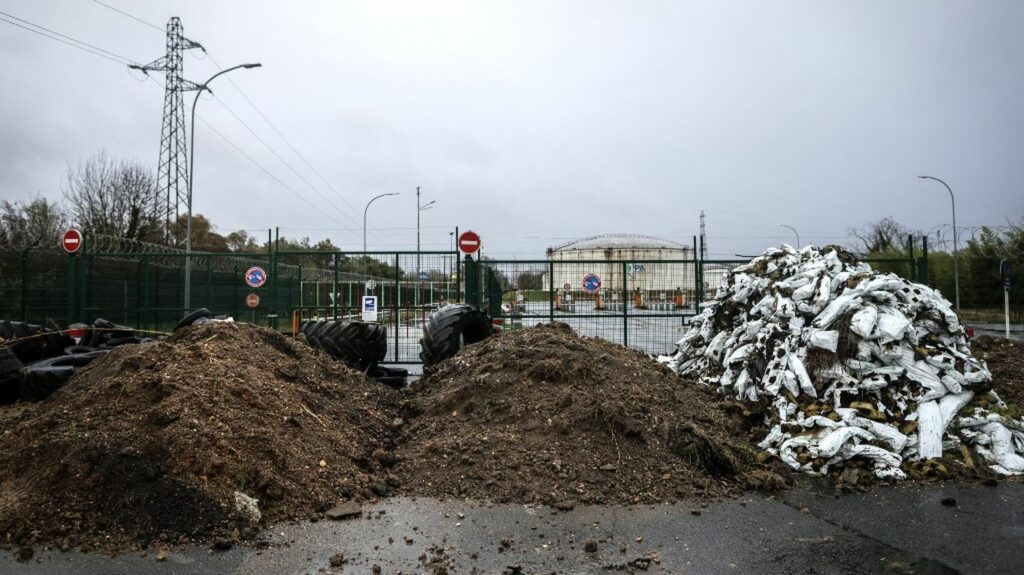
{"left": 542, "top": 234, "right": 696, "bottom": 307}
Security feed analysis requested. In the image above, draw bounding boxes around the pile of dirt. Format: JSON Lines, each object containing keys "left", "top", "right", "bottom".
{"left": 393, "top": 322, "right": 771, "bottom": 506}
{"left": 0, "top": 323, "right": 399, "bottom": 554}
{"left": 974, "top": 336, "right": 1024, "bottom": 410}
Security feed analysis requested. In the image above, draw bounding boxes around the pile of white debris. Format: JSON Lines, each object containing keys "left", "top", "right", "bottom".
{"left": 662, "top": 245, "right": 1024, "bottom": 479}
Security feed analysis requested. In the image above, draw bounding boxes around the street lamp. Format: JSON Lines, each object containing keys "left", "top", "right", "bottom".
{"left": 363, "top": 192, "right": 399, "bottom": 278}
{"left": 778, "top": 224, "right": 800, "bottom": 249}
{"left": 416, "top": 186, "right": 435, "bottom": 281}
{"left": 918, "top": 175, "right": 960, "bottom": 312}
{"left": 184, "top": 62, "right": 261, "bottom": 310}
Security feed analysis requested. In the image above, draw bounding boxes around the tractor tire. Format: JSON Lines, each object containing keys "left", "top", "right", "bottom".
{"left": 316, "top": 321, "right": 387, "bottom": 372}
{"left": 305, "top": 320, "right": 335, "bottom": 349}
{"left": 174, "top": 308, "right": 213, "bottom": 332}
{"left": 419, "top": 305, "right": 494, "bottom": 368}
{"left": 0, "top": 321, "right": 72, "bottom": 363}
{"left": 0, "top": 347, "right": 24, "bottom": 404}
{"left": 32, "top": 350, "right": 108, "bottom": 369}
{"left": 20, "top": 365, "right": 75, "bottom": 401}
{"left": 369, "top": 365, "right": 408, "bottom": 390}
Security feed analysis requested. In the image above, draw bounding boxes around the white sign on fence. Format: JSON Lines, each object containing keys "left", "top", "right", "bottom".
{"left": 362, "top": 295, "right": 378, "bottom": 322}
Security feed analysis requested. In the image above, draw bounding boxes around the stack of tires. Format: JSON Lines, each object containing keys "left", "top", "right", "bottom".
{"left": 299, "top": 319, "right": 408, "bottom": 388}
{"left": 0, "top": 318, "right": 141, "bottom": 402}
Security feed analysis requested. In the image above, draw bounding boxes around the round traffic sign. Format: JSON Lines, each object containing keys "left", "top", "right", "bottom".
{"left": 582, "top": 273, "right": 602, "bottom": 293}
{"left": 563, "top": 283, "right": 571, "bottom": 291}
{"left": 458, "top": 230, "right": 481, "bottom": 254}
{"left": 62, "top": 228, "right": 83, "bottom": 254}
{"left": 245, "top": 266, "right": 267, "bottom": 288}
{"left": 246, "top": 292, "right": 260, "bottom": 308}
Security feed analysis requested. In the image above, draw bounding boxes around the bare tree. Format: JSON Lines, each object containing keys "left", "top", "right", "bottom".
{"left": 849, "top": 217, "right": 916, "bottom": 254}
{"left": 0, "top": 196, "right": 68, "bottom": 249}
{"left": 62, "top": 150, "right": 162, "bottom": 242}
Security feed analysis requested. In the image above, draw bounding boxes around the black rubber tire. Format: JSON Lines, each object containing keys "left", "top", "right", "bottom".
{"left": 419, "top": 305, "right": 494, "bottom": 368}
{"left": 174, "top": 308, "right": 213, "bottom": 332}
{"left": 31, "top": 350, "right": 108, "bottom": 369}
{"left": 64, "top": 345, "right": 97, "bottom": 355}
{"left": 190, "top": 317, "right": 214, "bottom": 328}
{"left": 97, "top": 336, "right": 142, "bottom": 349}
{"left": 310, "top": 320, "right": 336, "bottom": 339}
{"left": 0, "top": 348, "right": 24, "bottom": 404}
{"left": 321, "top": 321, "right": 387, "bottom": 372}
{"left": 1, "top": 321, "right": 71, "bottom": 363}
{"left": 305, "top": 320, "right": 335, "bottom": 349}
{"left": 369, "top": 365, "right": 408, "bottom": 389}
{"left": 20, "top": 365, "right": 75, "bottom": 401}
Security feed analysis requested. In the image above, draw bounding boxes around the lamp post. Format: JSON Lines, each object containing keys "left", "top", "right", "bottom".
{"left": 919, "top": 175, "right": 959, "bottom": 312}
{"left": 778, "top": 224, "right": 800, "bottom": 249}
{"left": 184, "top": 62, "right": 261, "bottom": 310}
{"left": 363, "top": 192, "right": 398, "bottom": 279}
{"left": 416, "top": 186, "right": 435, "bottom": 281}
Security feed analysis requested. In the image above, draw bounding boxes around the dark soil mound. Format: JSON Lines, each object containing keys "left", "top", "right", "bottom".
{"left": 0, "top": 323, "right": 398, "bottom": 554}
{"left": 394, "top": 322, "right": 768, "bottom": 506}
{"left": 973, "top": 336, "right": 1024, "bottom": 410}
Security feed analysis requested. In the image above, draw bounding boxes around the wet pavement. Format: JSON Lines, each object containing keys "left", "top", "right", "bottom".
{"left": 2, "top": 481, "right": 1020, "bottom": 574}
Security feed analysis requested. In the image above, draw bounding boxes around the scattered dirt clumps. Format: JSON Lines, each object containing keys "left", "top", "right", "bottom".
{"left": 394, "top": 322, "right": 768, "bottom": 506}
{"left": 973, "top": 336, "right": 1024, "bottom": 410}
{"left": 0, "top": 322, "right": 398, "bottom": 554}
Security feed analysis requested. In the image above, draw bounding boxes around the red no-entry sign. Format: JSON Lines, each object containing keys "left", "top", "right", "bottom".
{"left": 62, "top": 228, "right": 83, "bottom": 254}
{"left": 458, "top": 230, "right": 481, "bottom": 254}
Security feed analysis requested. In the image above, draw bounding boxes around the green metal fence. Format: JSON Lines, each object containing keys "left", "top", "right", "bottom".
{"left": 2, "top": 237, "right": 1019, "bottom": 364}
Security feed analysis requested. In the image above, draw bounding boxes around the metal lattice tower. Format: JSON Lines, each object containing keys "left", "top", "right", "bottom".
{"left": 131, "top": 17, "right": 204, "bottom": 243}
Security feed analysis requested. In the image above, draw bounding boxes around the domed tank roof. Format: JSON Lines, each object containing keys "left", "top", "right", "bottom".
{"left": 549, "top": 234, "right": 688, "bottom": 253}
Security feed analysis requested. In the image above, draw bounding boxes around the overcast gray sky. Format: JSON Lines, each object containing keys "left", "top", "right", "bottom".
{"left": 1, "top": 0, "right": 1021, "bottom": 257}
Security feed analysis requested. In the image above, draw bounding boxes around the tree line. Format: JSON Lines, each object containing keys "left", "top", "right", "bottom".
{"left": 0, "top": 150, "right": 337, "bottom": 254}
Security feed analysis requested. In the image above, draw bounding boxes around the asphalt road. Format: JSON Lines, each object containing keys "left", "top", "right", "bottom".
{"left": 2, "top": 481, "right": 1020, "bottom": 574}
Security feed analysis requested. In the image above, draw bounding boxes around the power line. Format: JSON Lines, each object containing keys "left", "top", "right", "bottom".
{"left": 210, "top": 93, "right": 363, "bottom": 229}
{"left": 145, "top": 77, "right": 347, "bottom": 228}
{"left": 87, "top": 0, "right": 164, "bottom": 32}
{"left": 205, "top": 55, "right": 370, "bottom": 226}
{"left": 0, "top": 11, "right": 137, "bottom": 65}
{"left": 205, "top": 53, "right": 381, "bottom": 240}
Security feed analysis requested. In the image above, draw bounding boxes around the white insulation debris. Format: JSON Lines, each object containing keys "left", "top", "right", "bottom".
{"left": 661, "top": 245, "right": 1024, "bottom": 479}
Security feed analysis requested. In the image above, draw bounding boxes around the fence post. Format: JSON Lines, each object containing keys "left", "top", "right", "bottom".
{"left": 206, "top": 257, "right": 213, "bottom": 309}
{"left": 919, "top": 235, "right": 930, "bottom": 286}
{"left": 465, "top": 255, "right": 480, "bottom": 308}
{"left": 394, "top": 254, "right": 400, "bottom": 363}
{"left": 142, "top": 255, "right": 150, "bottom": 330}
{"left": 622, "top": 261, "right": 629, "bottom": 347}
{"left": 332, "top": 253, "right": 339, "bottom": 320}
{"left": 19, "top": 247, "right": 30, "bottom": 322}
{"left": 548, "top": 260, "right": 554, "bottom": 323}
{"left": 233, "top": 261, "right": 239, "bottom": 321}
{"left": 66, "top": 255, "right": 76, "bottom": 324}
{"left": 907, "top": 234, "right": 916, "bottom": 282}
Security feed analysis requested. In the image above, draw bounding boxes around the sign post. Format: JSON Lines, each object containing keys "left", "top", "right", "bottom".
{"left": 1001, "top": 259, "right": 1012, "bottom": 339}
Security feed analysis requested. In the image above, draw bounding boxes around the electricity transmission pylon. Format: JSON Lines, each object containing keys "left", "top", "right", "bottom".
{"left": 130, "top": 17, "right": 204, "bottom": 244}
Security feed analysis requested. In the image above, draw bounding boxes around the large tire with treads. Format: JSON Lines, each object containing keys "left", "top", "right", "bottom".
{"left": 0, "top": 347, "right": 24, "bottom": 403}
{"left": 419, "top": 305, "right": 494, "bottom": 368}
{"left": 320, "top": 321, "right": 387, "bottom": 372}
